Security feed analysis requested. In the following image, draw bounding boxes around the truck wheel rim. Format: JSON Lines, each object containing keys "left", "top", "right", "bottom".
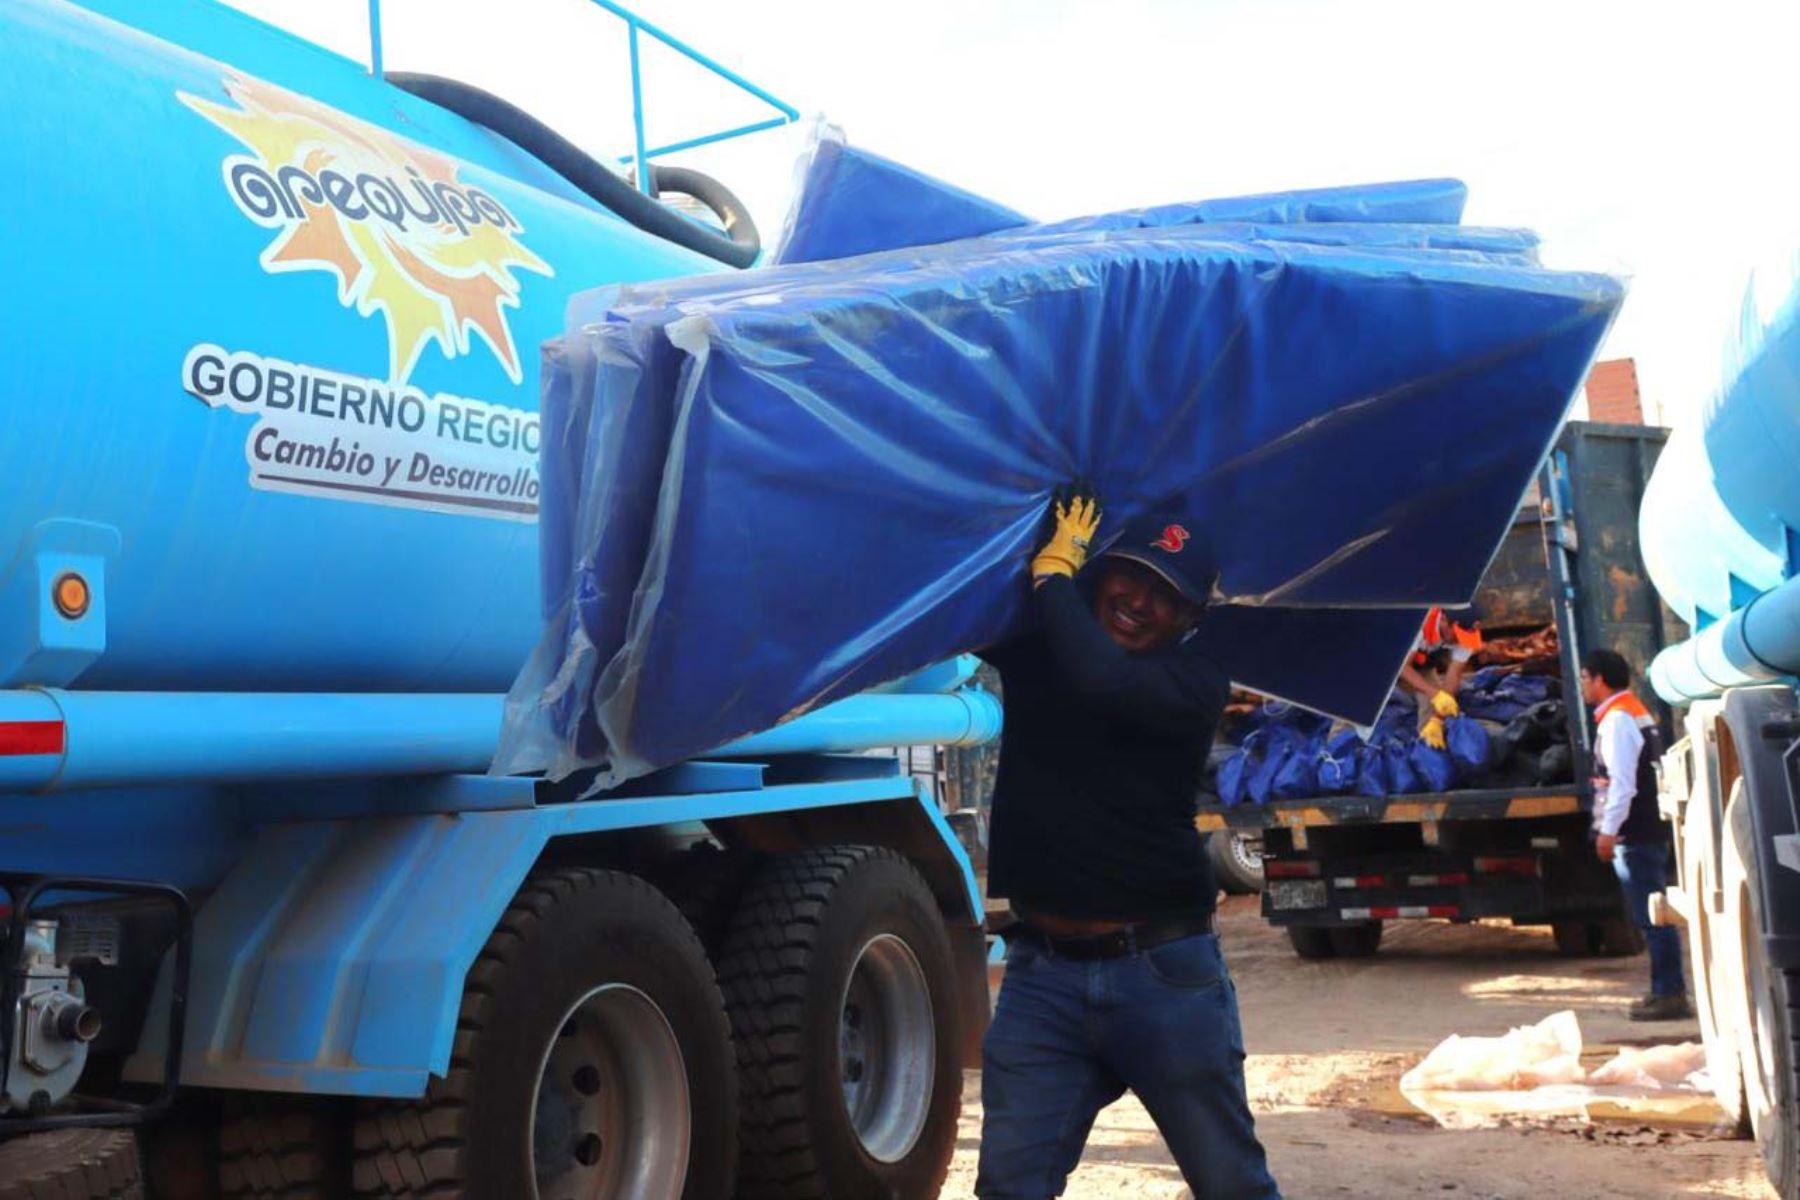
{"left": 838, "top": 933, "right": 934, "bottom": 1164}
{"left": 1230, "top": 834, "right": 1263, "bottom": 878}
{"left": 530, "top": 983, "right": 689, "bottom": 1200}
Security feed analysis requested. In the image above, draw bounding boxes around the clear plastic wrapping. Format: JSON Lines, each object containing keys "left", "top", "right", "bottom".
{"left": 500, "top": 210, "right": 1621, "bottom": 786}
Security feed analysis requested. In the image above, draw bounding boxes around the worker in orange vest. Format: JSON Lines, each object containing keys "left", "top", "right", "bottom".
{"left": 1398, "top": 606, "right": 1483, "bottom": 749}
{"left": 1580, "top": 648, "right": 1689, "bottom": 1020}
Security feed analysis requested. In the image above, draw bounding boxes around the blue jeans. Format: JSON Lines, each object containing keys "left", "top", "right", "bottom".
{"left": 1614, "top": 840, "right": 1686, "bottom": 997}
{"left": 977, "top": 932, "right": 1280, "bottom": 1199}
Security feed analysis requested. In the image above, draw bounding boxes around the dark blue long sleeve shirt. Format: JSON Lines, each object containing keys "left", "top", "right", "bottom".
{"left": 982, "top": 575, "right": 1230, "bottom": 920}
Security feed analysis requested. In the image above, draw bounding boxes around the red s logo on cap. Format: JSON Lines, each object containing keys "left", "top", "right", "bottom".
{"left": 1152, "top": 524, "right": 1190, "bottom": 553}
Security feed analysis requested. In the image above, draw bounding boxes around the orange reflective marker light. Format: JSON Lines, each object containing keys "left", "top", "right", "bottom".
{"left": 52, "top": 572, "right": 90, "bottom": 620}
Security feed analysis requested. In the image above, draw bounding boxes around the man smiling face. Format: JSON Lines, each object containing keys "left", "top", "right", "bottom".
{"left": 1090, "top": 558, "right": 1197, "bottom": 652}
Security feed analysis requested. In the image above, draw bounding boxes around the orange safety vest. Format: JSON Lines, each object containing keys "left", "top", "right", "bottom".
{"left": 1411, "top": 606, "right": 1484, "bottom": 668}
{"left": 1593, "top": 689, "right": 1654, "bottom": 728}
{"left": 1593, "top": 688, "right": 1664, "bottom": 841}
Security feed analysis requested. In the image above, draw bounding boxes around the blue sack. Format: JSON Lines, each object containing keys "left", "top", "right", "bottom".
{"left": 1386, "top": 739, "right": 1423, "bottom": 795}
{"left": 1316, "top": 728, "right": 1361, "bottom": 793}
{"left": 1217, "top": 748, "right": 1252, "bottom": 807}
{"left": 1355, "top": 746, "right": 1390, "bottom": 798}
{"left": 1247, "top": 741, "right": 1291, "bottom": 806}
{"left": 1272, "top": 742, "right": 1322, "bottom": 800}
{"left": 1250, "top": 700, "right": 1332, "bottom": 742}
{"left": 1447, "top": 716, "right": 1493, "bottom": 775}
{"left": 1372, "top": 694, "right": 1418, "bottom": 742}
{"left": 1315, "top": 748, "right": 1356, "bottom": 793}
{"left": 1410, "top": 738, "right": 1456, "bottom": 792}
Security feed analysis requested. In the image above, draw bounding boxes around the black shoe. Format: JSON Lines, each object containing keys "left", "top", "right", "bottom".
{"left": 1629, "top": 994, "right": 1694, "bottom": 1021}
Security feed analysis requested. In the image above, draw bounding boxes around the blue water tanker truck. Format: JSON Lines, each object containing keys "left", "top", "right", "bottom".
{"left": 1639, "top": 254, "right": 1800, "bottom": 1200}
{"left": 0, "top": 3, "right": 999, "bottom": 1196}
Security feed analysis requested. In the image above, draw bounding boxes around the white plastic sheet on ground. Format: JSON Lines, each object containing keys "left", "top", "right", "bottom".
{"left": 1401, "top": 1010, "right": 1587, "bottom": 1092}
{"left": 1588, "top": 1042, "right": 1709, "bottom": 1091}
{"left": 1399, "top": 1012, "right": 1716, "bottom": 1130}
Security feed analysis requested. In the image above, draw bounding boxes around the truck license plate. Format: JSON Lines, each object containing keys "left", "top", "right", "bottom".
{"left": 1268, "top": 880, "right": 1327, "bottom": 911}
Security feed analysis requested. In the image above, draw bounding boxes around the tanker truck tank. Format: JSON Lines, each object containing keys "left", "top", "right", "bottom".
{"left": 1, "top": 0, "right": 1002, "bottom": 793}
{"left": 0, "top": 0, "right": 733, "bottom": 698}
{"left": 1641, "top": 249, "right": 1800, "bottom": 704}
{"left": 1638, "top": 427, "right": 1783, "bottom": 630}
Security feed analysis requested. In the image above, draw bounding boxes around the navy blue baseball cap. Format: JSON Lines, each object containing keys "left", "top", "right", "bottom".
{"left": 1101, "top": 510, "right": 1220, "bottom": 608}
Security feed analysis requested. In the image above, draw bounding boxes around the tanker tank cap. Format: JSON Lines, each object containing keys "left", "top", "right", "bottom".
{"left": 51, "top": 572, "right": 90, "bottom": 620}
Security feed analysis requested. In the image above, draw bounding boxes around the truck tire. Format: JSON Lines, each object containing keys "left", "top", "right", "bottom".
{"left": 656, "top": 843, "right": 759, "bottom": 956}
{"left": 716, "top": 846, "right": 962, "bottom": 1200}
{"left": 1551, "top": 921, "right": 1589, "bottom": 956}
{"left": 1596, "top": 917, "right": 1647, "bottom": 957}
{"left": 0, "top": 1129, "right": 142, "bottom": 1199}
{"left": 1329, "top": 921, "right": 1383, "bottom": 958}
{"left": 351, "top": 869, "right": 737, "bottom": 1200}
{"left": 219, "top": 1094, "right": 351, "bottom": 1198}
{"left": 1286, "top": 926, "right": 1337, "bottom": 960}
{"left": 1207, "top": 832, "right": 1264, "bottom": 895}
{"left": 1551, "top": 919, "right": 1644, "bottom": 958}
{"left": 1726, "top": 788, "right": 1800, "bottom": 1196}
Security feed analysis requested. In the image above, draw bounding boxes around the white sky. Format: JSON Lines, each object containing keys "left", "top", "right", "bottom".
{"left": 231, "top": 0, "right": 1800, "bottom": 426}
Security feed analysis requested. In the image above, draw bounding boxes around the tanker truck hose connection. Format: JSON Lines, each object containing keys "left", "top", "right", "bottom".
{"left": 184, "top": 345, "right": 542, "bottom": 518}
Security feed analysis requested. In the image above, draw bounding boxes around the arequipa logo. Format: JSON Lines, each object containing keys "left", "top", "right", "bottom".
{"left": 179, "top": 72, "right": 553, "bottom": 385}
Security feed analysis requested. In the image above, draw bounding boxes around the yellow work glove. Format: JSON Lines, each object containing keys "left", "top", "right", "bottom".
{"left": 1421, "top": 716, "right": 1447, "bottom": 750}
{"left": 1430, "top": 690, "right": 1460, "bottom": 719}
{"left": 1031, "top": 487, "right": 1102, "bottom": 582}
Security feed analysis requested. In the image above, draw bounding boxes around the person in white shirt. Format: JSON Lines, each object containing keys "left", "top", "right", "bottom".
{"left": 1580, "top": 648, "right": 1690, "bottom": 1021}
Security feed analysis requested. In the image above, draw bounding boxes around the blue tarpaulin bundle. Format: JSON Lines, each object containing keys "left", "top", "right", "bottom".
{"left": 498, "top": 140, "right": 1624, "bottom": 790}
{"left": 1457, "top": 666, "right": 1562, "bottom": 721}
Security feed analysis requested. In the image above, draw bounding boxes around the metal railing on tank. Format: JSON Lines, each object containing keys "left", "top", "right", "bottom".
{"left": 363, "top": 0, "right": 800, "bottom": 197}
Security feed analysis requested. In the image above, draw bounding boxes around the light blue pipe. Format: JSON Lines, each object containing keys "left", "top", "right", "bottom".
{"left": 713, "top": 689, "right": 1004, "bottom": 758}
{"left": 0, "top": 691, "right": 506, "bottom": 792}
{"left": 869, "top": 655, "right": 981, "bottom": 695}
{"left": 0, "top": 687, "right": 1002, "bottom": 792}
{"left": 1651, "top": 573, "right": 1800, "bottom": 704}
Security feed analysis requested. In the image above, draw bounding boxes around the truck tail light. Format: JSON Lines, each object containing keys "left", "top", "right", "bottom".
{"left": 1473, "top": 856, "right": 1540, "bottom": 876}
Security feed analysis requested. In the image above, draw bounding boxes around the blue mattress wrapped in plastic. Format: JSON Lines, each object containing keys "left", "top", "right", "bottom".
{"left": 1017, "top": 176, "right": 1469, "bottom": 237}
{"left": 523, "top": 215, "right": 1547, "bottom": 762}
{"left": 500, "top": 206, "right": 1623, "bottom": 788}
{"left": 772, "top": 123, "right": 1029, "bottom": 264}
{"left": 772, "top": 121, "right": 1486, "bottom": 264}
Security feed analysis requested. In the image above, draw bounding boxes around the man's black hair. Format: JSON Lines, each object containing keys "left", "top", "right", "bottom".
{"left": 1581, "top": 648, "right": 1631, "bottom": 691}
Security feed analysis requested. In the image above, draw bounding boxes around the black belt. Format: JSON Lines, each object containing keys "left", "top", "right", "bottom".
{"left": 1010, "top": 912, "right": 1216, "bottom": 961}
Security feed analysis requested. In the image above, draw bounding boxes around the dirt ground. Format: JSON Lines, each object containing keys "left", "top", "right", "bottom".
{"left": 943, "top": 896, "right": 1775, "bottom": 1199}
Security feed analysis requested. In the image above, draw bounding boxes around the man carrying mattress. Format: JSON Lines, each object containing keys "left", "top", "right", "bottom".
{"left": 977, "top": 488, "right": 1281, "bottom": 1199}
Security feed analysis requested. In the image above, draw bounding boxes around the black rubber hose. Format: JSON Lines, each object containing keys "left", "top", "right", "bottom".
{"left": 385, "top": 72, "right": 760, "bottom": 269}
